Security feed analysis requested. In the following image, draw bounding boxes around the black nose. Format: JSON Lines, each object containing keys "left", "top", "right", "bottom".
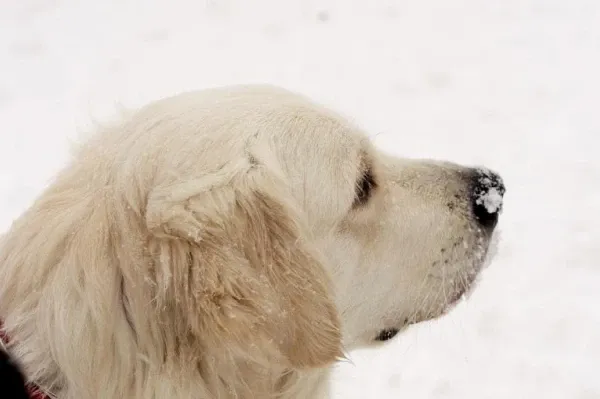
{"left": 470, "top": 168, "right": 505, "bottom": 230}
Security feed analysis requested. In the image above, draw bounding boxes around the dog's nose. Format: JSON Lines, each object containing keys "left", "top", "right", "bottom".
{"left": 470, "top": 168, "right": 505, "bottom": 230}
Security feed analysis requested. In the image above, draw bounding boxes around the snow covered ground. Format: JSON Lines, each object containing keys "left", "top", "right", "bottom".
{"left": 1, "top": 0, "right": 599, "bottom": 397}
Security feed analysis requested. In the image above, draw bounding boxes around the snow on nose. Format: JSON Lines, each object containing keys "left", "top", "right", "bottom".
{"left": 471, "top": 168, "right": 506, "bottom": 229}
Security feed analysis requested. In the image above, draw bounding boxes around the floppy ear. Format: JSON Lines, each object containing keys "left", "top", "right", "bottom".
{"left": 145, "top": 155, "right": 343, "bottom": 369}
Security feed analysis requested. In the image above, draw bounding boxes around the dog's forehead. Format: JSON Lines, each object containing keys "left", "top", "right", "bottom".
{"left": 265, "top": 105, "right": 369, "bottom": 166}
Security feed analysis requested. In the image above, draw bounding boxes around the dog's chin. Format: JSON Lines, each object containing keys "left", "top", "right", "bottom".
{"left": 438, "top": 279, "right": 477, "bottom": 317}
{"left": 372, "top": 230, "right": 502, "bottom": 344}
{"left": 427, "top": 231, "right": 501, "bottom": 321}
{"left": 372, "top": 271, "right": 481, "bottom": 344}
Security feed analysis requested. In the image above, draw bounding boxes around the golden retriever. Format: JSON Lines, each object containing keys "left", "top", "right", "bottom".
{"left": 0, "top": 85, "right": 505, "bottom": 399}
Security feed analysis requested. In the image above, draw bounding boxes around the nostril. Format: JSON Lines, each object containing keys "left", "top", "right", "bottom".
{"left": 471, "top": 168, "right": 506, "bottom": 229}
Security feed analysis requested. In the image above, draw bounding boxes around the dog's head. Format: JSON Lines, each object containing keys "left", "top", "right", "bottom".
{"left": 0, "top": 85, "right": 504, "bottom": 397}
{"left": 139, "top": 85, "right": 504, "bottom": 363}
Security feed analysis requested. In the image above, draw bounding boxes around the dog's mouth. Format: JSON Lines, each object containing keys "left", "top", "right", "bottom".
{"left": 439, "top": 273, "right": 479, "bottom": 316}
{"left": 427, "top": 230, "right": 501, "bottom": 320}
{"left": 430, "top": 235, "right": 499, "bottom": 311}
{"left": 373, "top": 283, "right": 474, "bottom": 342}
{"left": 376, "top": 273, "right": 477, "bottom": 341}
{"left": 373, "top": 266, "right": 481, "bottom": 343}
{"left": 373, "top": 231, "right": 501, "bottom": 343}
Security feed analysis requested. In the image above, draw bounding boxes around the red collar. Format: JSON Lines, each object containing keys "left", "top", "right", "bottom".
{"left": 1, "top": 322, "right": 49, "bottom": 399}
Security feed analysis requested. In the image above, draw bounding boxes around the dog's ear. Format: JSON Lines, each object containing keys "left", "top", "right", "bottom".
{"left": 145, "top": 155, "right": 343, "bottom": 369}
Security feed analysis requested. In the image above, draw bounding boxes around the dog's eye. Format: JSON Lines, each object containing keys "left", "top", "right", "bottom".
{"left": 353, "top": 167, "right": 377, "bottom": 208}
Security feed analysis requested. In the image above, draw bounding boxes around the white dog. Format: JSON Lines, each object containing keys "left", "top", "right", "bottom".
{"left": 0, "top": 85, "right": 505, "bottom": 399}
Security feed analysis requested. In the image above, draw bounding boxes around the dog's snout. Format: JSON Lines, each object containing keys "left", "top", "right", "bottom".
{"left": 470, "top": 168, "right": 505, "bottom": 230}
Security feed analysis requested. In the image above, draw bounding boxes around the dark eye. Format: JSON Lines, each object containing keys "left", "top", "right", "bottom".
{"left": 353, "top": 167, "right": 377, "bottom": 208}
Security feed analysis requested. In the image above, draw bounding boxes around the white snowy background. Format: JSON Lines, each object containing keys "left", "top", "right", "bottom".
{"left": 1, "top": 0, "right": 599, "bottom": 398}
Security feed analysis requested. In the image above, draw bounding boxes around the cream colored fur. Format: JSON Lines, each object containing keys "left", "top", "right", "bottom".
{"left": 0, "top": 85, "right": 499, "bottom": 398}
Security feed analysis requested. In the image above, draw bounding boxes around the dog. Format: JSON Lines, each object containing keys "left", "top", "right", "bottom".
{"left": 0, "top": 84, "right": 505, "bottom": 398}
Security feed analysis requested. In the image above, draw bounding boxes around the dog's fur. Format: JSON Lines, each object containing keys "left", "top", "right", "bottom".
{"left": 0, "top": 85, "right": 502, "bottom": 398}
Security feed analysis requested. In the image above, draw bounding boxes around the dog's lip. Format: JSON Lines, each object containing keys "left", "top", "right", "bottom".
{"left": 441, "top": 268, "right": 482, "bottom": 316}
{"left": 407, "top": 291, "right": 468, "bottom": 325}
{"left": 410, "top": 268, "right": 481, "bottom": 325}
{"left": 440, "top": 287, "right": 470, "bottom": 316}
{"left": 403, "top": 235, "right": 494, "bottom": 327}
